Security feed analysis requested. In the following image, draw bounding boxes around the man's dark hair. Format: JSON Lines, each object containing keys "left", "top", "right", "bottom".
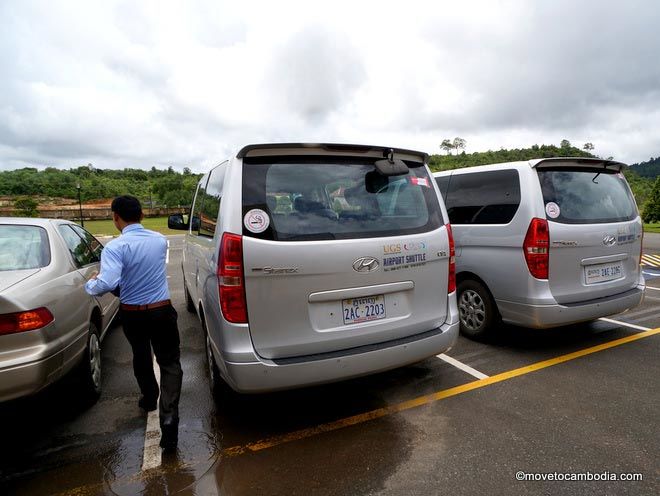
{"left": 111, "top": 195, "right": 143, "bottom": 223}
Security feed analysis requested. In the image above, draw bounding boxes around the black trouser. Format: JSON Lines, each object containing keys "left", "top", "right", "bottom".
{"left": 121, "top": 305, "right": 183, "bottom": 425}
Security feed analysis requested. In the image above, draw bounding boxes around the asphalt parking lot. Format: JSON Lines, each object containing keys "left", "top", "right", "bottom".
{"left": 1, "top": 234, "right": 659, "bottom": 495}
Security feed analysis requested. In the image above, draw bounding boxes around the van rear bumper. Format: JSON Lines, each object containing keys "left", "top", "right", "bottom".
{"left": 496, "top": 285, "right": 645, "bottom": 329}
{"left": 221, "top": 321, "right": 459, "bottom": 393}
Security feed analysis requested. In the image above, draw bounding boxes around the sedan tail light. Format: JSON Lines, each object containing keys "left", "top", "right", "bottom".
{"left": 0, "top": 307, "right": 54, "bottom": 335}
{"left": 217, "top": 232, "right": 248, "bottom": 323}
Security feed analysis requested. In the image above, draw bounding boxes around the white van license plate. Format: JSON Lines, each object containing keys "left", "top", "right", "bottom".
{"left": 342, "top": 295, "right": 386, "bottom": 325}
{"left": 585, "top": 262, "right": 623, "bottom": 284}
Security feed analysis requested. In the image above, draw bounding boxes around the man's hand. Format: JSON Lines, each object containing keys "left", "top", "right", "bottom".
{"left": 89, "top": 271, "right": 98, "bottom": 280}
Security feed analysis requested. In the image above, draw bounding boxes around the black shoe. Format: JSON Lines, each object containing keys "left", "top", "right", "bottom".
{"left": 160, "top": 416, "right": 178, "bottom": 451}
{"left": 138, "top": 396, "right": 158, "bottom": 412}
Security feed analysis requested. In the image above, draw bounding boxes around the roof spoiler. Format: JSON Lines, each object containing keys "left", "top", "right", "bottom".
{"left": 530, "top": 157, "right": 628, "bottom": 172}
{"left": 236, "top": 143, "right": 428, "bottom": 164}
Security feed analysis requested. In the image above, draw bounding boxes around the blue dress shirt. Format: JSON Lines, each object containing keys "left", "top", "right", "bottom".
{"left": 85, "top": 224, "right": 170, "bottom": 305}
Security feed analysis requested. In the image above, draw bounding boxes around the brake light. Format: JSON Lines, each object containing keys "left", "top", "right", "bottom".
{"left": 523, "top": 218, "right": 549, "bottom": 279}
{"left": 0, "top": 307, "right": 54, "bottom": 335}
{"left": 217, "top": 233, "right": 248, "bottom": 323}
{"left": 446, "top": 223, "right": 456, "bottom": 293}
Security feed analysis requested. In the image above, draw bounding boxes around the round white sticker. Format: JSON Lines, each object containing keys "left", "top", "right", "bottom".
{"left": 545, "top": 202, "right": 560, "bottom": 219}
{"left": 244, "top": 209, "right": 270, "bottom": 233}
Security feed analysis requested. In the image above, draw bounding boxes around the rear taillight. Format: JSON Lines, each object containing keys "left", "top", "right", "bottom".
{"left": 523, "top": 218, "right": 549, "bottom": 279}
{"left": 0, "top": 307, "right": 54, "bottom": 336}
{"left": 446, "top": 223, "right": 456, "bottom": 293}
{"left": 217, "top": 232, "right": 248, "bottom": 323}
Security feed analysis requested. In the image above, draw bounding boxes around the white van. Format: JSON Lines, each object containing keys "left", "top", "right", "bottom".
{"left": 170, "top": 143, "right": 459, "bottom": 393}
{"left": 434, "top": 158, "right": 645, "bottom": 339}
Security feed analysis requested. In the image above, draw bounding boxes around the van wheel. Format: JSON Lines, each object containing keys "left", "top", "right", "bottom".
{"left": 205, "top": 333, "right": 222, "bottom": 397}
{"left": 77, "top": 322, "right": 102, "bottom": 401}
{"left": 457, "top": 280, "right": 497, "bottom": 339}
{"left": 184, "top": 285, "right": 196, "bottom": 313}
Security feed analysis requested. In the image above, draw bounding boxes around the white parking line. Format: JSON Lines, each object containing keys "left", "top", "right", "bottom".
{"left": 597, "top": 317, "right": 651, "bottom": 332}
{"left": 645, "top": 286, "right": 660, "bottom": 291}
{"left": 141, "top": 356, "right": 161, "bottom": 471}
{"left": 436, "top": 353, "right": 489, "bottom": 380}
{"left": 166, "top": 240, "right": 170, "bottom": 264}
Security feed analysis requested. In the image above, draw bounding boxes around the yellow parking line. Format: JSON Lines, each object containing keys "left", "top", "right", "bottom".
{"left": 642, "top": 254, "right": 660, "bottom": 267}
{"left": 223, "top": 327, "right": 660, "bottom": 457}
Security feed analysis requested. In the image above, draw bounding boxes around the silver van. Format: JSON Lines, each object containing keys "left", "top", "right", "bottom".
{"left": 169, "top": 143, "right": 458, "bottom": 393}
{"left": 433, "top": 158, "right": 645, "bottom": 339}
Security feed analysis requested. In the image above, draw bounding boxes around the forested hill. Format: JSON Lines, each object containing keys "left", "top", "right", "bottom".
{"left": 0, "top": 144, "right": 657, "bottom": 209}
{"left": 428, "top": 143, "right": 595, "bottom": 171}
{"left": 0, "top": 166, "right": 202, "bottom": 207}
{"left": 629, "top": 157, "right": 660, "bottom": 178}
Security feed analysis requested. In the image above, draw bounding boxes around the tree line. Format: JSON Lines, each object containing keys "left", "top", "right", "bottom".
{"left": 0, "top": 165, "right": 202, "bottom": 208}
{"left": 2, "top": 142, "right": 659, "bottom": 222}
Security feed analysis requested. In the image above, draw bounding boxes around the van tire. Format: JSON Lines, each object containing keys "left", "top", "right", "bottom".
{"left": 76, "top": 322, "right": 102, "bottom": 401}
{"left": 457, "top": 280, "right": 498, "bottom": 339}
{"left": 205, "top": 333, "right": 223, "bottom": 398}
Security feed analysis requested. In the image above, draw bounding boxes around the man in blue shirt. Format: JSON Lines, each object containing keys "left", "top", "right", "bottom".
{"left": 85, "top": 195, "right": 182, "bottom": 451}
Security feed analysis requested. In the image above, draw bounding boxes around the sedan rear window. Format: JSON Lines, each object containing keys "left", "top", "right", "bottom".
{"left": 0, "top": 225, "right": 51, "bottom": 270}
{"left": 537, "top": 168, "right": 637, "bottom": 224}
{"left": 242, "top": 158, "right": 443, "bottom": 241}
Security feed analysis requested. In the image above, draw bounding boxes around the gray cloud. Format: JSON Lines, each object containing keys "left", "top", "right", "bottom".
{"left": 262, "top": 25, "right": 366, "bottom": 125}
{"left": 1, "top": 0, "right": 659, "bottom": 170}
{"left": 416, "top": 0, "right": 660, "bottom": 134}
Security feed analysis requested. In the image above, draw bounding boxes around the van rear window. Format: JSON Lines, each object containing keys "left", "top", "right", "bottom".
{"left": 242, "top": 158, "right": 443, "bottom": 241}
{"left": 537, "top": 168, "right": 637, "bottom": 224}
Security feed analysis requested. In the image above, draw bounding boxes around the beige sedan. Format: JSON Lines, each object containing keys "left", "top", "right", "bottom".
{"left": 0, "top": 218, "right": 119, "bottom": 403}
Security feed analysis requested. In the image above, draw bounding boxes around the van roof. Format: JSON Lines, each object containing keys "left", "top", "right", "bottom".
{"left": 236, "top": 143, "right": 428, "bottom": 163}
{"left": 433, "top": 157, "right": 628, "bottom": 176}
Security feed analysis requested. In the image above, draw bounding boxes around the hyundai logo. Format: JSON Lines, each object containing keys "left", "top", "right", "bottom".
{"left": 603, "top": 235, "right": 617, "bottom": 247}
{"left": 353, "top": 256, "right": 380, "bottom": 273}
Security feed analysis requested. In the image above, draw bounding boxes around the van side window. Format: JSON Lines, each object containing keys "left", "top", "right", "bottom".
{"left": 435, "top": 176, "right": 450, "bottom": 201}
{"left": 197, "top": 163, "right": 227, "bottom": 237}
{"left": 190, "top": 174, "right": 209, "bottom": 236}
{"left": 444, "top": 170, "right": 521, "bottom": 224}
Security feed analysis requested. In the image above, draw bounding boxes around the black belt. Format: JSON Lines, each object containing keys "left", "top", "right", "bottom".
{"left": 120, "top": 299, "right": 171, "bottom": 311}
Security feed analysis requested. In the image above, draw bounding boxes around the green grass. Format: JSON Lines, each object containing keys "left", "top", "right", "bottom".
{"left": 79, "top": 216, "right": 184, "bottom": 236}
{"left": 644, "top": 223, "right": 660, "bottom": 234}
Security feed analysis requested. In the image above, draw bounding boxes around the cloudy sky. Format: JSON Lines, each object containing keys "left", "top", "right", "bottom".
{"left": 1, "top": 0, "right": 659, "bottom": 172}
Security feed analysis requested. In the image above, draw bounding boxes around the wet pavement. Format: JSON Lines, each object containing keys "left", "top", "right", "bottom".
{"left": 1, "top": 235, "right": 658, "bottom": 495}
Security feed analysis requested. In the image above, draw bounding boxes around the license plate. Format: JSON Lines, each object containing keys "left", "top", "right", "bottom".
{"left": 585, "top": 262, "right": 623, "bottom": 284}
{"left": 342, "top": 295, "right": 386, "bottom": 325}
